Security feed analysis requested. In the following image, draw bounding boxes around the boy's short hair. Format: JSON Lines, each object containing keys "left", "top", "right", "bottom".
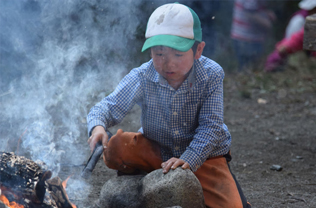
{"left": 142, "top": 3, "right": 202, "bottom": 52}
{"left": 191, "top": 41, "right": 200, "bottom": 55}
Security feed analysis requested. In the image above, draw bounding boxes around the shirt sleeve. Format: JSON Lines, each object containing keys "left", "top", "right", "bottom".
{"left": 87, "top": 68, "right": 143, "bottom": 136}
{"left": 180, "top": 66, "right": 231, "bottom": 172}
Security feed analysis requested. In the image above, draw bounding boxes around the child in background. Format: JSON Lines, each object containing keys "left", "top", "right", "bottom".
{"left": 265, "top": 0, "right": 316, "bottom": 72}
{"left": 87, "top": 3, "right": 251, "bottom": 208}
{"left": 231, "top": 0, "right": 276, "bottom": 71}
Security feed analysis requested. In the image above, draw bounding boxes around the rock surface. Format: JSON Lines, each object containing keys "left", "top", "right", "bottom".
{"left": 93, "top": 168, "right": 205, "bottom": 208}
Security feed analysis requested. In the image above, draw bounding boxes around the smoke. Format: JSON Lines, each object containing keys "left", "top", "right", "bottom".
{"left": 0, "top": 0, "right": 149, "bottom": 203}
{"left": 0, "top": 0, "right": 145, "bottom": 176}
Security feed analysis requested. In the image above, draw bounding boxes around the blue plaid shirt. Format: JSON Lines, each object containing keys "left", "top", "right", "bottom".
{"left": 87, "top": 55, "right": 231, "bottom": 172}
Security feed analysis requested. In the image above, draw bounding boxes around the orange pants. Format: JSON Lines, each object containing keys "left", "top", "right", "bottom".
{"left": 194, "top": 155, "right": 251, "bottom": 208}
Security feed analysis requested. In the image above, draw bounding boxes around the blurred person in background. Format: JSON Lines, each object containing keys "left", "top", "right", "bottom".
{"left": 231, "top": 0, "right": 276, "bottom": 71}
{"left": 189, "top": 1, "right": 221, "bottom": 58}
{"left": 264, "top": 0, "right": 316, "bottom": 72}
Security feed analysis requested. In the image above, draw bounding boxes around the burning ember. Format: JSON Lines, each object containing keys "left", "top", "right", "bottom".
{"left": 61, "top": 176, "right": 77, "bottom": 208}
{"left": 0, "top": 192, "right": 24, "bottom": 208}
{"left": 0, "top": 152, "right": 76, "bottom": 208}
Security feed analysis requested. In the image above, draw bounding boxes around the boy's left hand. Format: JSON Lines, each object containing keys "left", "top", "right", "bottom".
{"left": 161, "top": 157, "right": 190, "bottom": 174}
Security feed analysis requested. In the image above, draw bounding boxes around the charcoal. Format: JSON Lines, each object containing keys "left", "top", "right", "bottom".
{"left": 0, "top": 152, "right": 51, "bottom": 203}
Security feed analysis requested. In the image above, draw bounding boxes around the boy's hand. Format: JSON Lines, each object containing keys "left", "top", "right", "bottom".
{"left": 87, "top": 126, "right": 109, "bottom": 152}
{"left": 161, "top": 157, "right": 190, "bottom": 174}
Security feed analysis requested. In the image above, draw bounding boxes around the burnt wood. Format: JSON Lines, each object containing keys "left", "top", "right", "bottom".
{"left": 46, "top": 177, "right": 73, "bottom": 208}
{"left": 304, "top": 14, "right": 316, "bottom": 51}
{"left": 0, "top": 152, "right": 73, "bottom": 208}
{"left": 0, "top": 152, "right": 51, "bottom": 203}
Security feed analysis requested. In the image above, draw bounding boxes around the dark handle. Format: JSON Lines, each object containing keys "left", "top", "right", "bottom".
{"left": 80, "top": 131, "right": 113, "bottom": 179}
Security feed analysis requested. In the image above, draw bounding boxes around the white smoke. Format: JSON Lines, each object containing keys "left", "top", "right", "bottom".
{"left": 0, "top": 0, "right": 151, "bottom": 204}
{"left": 0, "top": 1, "right": 146, "bottom": 201}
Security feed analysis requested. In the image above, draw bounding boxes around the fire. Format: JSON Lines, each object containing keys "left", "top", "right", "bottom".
{"left": 0, "top": 194, "right": 24, "bottom": 208}
{"left": 0, "top": 176, "right": 77, "bottom": 208}
{"left": 0, "top": 151, "right": 77, "bottom": 208}
{"left": 62, "top": 175, "right": 77, "bottom": 208}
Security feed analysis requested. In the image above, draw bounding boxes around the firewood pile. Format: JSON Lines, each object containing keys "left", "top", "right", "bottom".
{"left": 0, "top": 152, "right": 75, "bottom": 208}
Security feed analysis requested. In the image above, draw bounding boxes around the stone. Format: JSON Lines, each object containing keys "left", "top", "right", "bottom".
{"left": 94, "top": 174, "right": 144, "bottom": 208}
{"left": 270, "top": 165, "right": 283, "bottom": 171}
{"left": 94, "top": 168, "right": 205, "bottom": 208}
{"left": 141, "top": 168, "right": 205, "bottom": 208}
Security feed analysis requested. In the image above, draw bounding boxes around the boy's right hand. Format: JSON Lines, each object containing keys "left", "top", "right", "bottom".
{"left": 161, "top": 157, "right": 190, "bottom": 174}
{"left": 87, "top": 126, "right": 109, "bottom": 152}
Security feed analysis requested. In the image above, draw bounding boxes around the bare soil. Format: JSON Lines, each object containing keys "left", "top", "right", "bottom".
{"left": 62, "top": 53, "right": 316, "bottom": 208}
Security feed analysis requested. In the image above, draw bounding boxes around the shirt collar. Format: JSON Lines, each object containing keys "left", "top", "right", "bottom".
{"left": 194, "top": 57, "right": 208, "bottom": 83}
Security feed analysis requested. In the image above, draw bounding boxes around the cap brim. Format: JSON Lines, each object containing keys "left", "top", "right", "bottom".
{"left": 141, "top": 34, "right": 195, "bottom": 52}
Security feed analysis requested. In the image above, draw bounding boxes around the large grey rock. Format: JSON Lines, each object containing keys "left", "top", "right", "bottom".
{"left": 94, "top": 168, "right": 205, "bottom": 208}
{"left": 95, "top": 174, "right": 144, "bottom": 208}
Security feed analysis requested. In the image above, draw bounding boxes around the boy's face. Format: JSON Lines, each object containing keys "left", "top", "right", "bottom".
{"left": 151, "top": 45, "right": 200, "bottom": 89}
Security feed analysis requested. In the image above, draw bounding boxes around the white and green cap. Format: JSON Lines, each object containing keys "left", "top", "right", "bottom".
{"left": 141, "top": 3, "right": 202, "bottom": 52}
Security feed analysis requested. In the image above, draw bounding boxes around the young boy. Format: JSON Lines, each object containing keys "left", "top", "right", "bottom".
{"left": 87, "top": 3, "right": 251, "bottom": 208}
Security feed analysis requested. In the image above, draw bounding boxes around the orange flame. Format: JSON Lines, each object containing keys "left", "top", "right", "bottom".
{"left": 62, "top": 175, "right": 77, "bottom": 208}
{"left": 0, "top": 194, "right": 24, "bottom": 208}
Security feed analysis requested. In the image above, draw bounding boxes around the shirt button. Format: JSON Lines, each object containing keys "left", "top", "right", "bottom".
{"left": 173, "top": 112, "right": 178, "bottom": 116}
{"left": 174, "top": 146, "right": 180, "bottom": 151}
{"left": 174, "top": 130, "right": 179, "bottom": 135}
{"left": 183, "top": 122, "right": 187, "bottom": 126}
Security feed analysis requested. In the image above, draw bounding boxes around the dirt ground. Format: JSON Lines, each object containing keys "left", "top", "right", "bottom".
{"left": 221, "top": 55, "right": 316, "bottom": 208}
{"left": 61, "top": 53, "right": 316, "bottom": 208}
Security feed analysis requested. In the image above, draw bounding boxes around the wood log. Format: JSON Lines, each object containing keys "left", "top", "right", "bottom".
{"left": 303, "top": 14, "right": 316, "bottom": 51}
{"left": 46, "top": 177, "right": 73, "bottom": 208}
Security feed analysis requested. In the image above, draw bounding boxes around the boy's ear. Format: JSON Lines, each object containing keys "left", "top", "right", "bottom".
{"left": 194, "top": 41, "right": 205, "bottom": 60}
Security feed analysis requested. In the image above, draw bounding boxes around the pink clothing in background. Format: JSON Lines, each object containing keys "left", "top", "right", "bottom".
{"left": 265, "top": 24, "right": 316, "bottom": 72}
{"left": 277, "top": 27, "right": 305, "bottom": 53}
